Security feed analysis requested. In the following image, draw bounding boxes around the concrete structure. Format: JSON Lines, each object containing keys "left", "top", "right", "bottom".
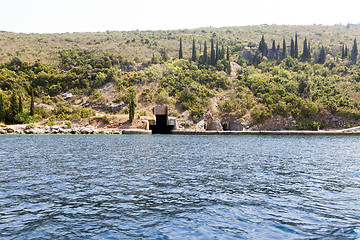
{"left": 149, "top": 106, "right": 177, "bottom": 134}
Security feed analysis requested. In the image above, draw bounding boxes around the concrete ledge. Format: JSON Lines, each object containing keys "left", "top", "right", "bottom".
{"left": 171, "top": 130, "right": 360, "bottom": 136}
{"left": 122, "top": 129, "right": 152, "bottom": 135}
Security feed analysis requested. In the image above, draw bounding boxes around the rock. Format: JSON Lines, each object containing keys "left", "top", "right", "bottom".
{"left": 207, "top": 121, "right": 222, "bottom": 131}
{"left": 197, "top": 120, "right": 206, "bottom": 130}
{"left": 24, "top": 129, "right": 34, "bottom": 134}
{"left": 80, "top": 127, "right": 93, "bottom": 134}
{"left": 5, "top": 127, "right": 15, "bottom": 133}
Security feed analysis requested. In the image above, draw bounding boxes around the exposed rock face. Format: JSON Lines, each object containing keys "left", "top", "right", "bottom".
{"left": 0, "top": 126, "right": 123, "bottom": 135}
{"left": 207, "top": 121, "right": 222, "bottom": 131}
{"left": 220, "top": 115, "right": 246, "bottom": 131}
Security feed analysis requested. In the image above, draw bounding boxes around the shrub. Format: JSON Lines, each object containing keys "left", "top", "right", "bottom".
{"left": 64, "top": 120, "right": 72, "bottom": 128}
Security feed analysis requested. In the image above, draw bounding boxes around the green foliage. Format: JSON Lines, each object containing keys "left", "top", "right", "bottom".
{"left": 65, "top": 120, "right": 72, "bottom": 128}
{"left": 351, "top": 38, "right": 358, "bottom": 64}
{"left": 295, "top": 120, "right": 321, "bottom": 131}
{"left": 128, "top": 87, "right": 136, "bottom": 123}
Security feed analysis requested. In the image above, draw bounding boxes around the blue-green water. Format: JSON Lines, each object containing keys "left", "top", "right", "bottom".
{"left": 0, "top": 135, "right": 360, "bottom": 239}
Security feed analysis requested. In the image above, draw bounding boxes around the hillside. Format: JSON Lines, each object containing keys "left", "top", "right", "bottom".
{"left": 1, "top": 24, "right": 360, "bottom": 130}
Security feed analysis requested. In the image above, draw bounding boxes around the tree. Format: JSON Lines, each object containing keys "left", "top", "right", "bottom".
{"left": 294, "top": 33, "right": 299, "bottom": 58}
{"left": 215, "top": 41, "right": 219, "bottom": 62}
{"left": 258, "top": 35, "right": 268, "bottom": 57}
{"left": 226, "top": 46, "right": 230, "bottom": 61}
{"left": 210, "top": 39, "right": 216, "bottom": 66}
{"left": 0, "top": 93, "right": 4, "bottom": 122}
{"left": 351, "top": 38, "right": 358, "bottom": 64}
{"left": 203, "top": 41, "right": 208, "bottom": 65}
{"left": 302, "top": 37, "right": 310, "bottom": 62}
{"left": 290, "top": 38, "right": 295, "bottom": 58}
{"left": 10, "top": 92, "right": 18, "bottom": 123}
{"left": 282, "top": 38, "right": 287, "bottom": 59}
{"left": 220, "top": 45, "right": 225, "bottom": 60}
{"left": 128, "top": 88, "right": 136, "bottom": 123}
{"left": 271, "top": 40, "right": 276, "bottom": 60}
{"left": 30, "top": 89, "right": 34, "bottom": 116}
{"left": 345, "top": 46, "right": 349, "bottom": 57}
{"left": 191, "top": 38, "right": 196, "bottom": 62}
{"left": 18, "top": 95, "right": 23, "bottom": 114}
{"left": 318, "top": 46, "right": 326, "bottom": 64}
{"left": 341, "top": 45, "right": 345, "bottom": 59}
{"left": 179, "top": 38, "right": 183, "bottom": 59}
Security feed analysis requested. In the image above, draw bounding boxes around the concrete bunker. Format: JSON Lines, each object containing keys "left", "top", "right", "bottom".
{"left": 149, "top": 106, "right": 177, "bottom": 134}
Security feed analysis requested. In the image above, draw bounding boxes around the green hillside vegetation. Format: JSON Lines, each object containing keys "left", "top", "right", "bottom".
{"left": 1, "top": 24, "right": 360, "bottom": 129}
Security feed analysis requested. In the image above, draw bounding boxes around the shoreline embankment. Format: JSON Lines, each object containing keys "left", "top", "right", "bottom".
{"left": 1, "top": 125, "right": 360, "bottom": 135}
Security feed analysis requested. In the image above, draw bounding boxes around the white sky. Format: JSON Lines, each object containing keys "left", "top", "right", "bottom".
{"left": 1, "top": 0, "right": 360, "bottom": 33}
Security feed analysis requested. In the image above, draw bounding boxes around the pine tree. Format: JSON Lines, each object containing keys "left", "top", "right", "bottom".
{"left": 0, "top": 93, "right": 4, "bottom": 122}
{"left": 191, "top": 38, "right": 196, "bottom": 62}
{"left": 128, "top": 88, "right": 136, "bottom": 123}
{"left": 179, "top": 38, "right": 183, "bottom": 59}
{"left": 290, "top": 38, "right": 295, "bottom": 58}
{"left": 351, "top": 38, "right": 358, "bottom": 64}
{"left": 30, "top": 89, "right": 34, "bottom": 116}
{"left": 226, "top": 46, "right": 230, "bottom": 61}
{"left": 294, "top": 33, "right": 299, "bottom": 58}
{"left": 258, "top": 35, "right": 268, "bottom": 57}
{"left": 282, "top": 38, "right": 287, "bottom": 59}
{"left": 210, "top": 39, "right": 216, "bottom": 66}
{"left": 203, "top": 41, "right": 208, "bottom": 65}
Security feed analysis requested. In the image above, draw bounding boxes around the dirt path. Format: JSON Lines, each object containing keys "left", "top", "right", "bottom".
{"left": 230, "top": 61, "right": 241, "bottom": 81}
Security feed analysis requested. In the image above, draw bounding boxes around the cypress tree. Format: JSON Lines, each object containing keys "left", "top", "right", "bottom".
{"left": 128, "top": 88, "right": 136, "bottom": 123}
{"left": 302, "top": 37, "right": 309, "bottom": 61}
{"left": 294, "top": 33, "right": 299, "bottom": 58}
{"left": 308, "top": 41, "right": 311, "bottom": 61}
{"left": 290, "top": 38, "right": 295, "bottom": 58}
{"left": 0, "top": 93, "right": 4, "bottom": 122}
{"left": 258, "top": 35, "right": 268, "bottom": 57}
{"left": 318, "top": 46, "right": 326, "bottom": 64}
{"left": 10, "top": 92, "right": 18, "bottom": 123}
{"left": 345, "top": 46, "right": 349, "bottom": 57}
{"left": 220, "top": 45, "right": 225, "bottom": 60}
{"left": 210, "top": 39, "right": 216, "bottom": 66}
{"left": 341, "top": 45, "right": 345, "bottom": 59}
{"left": 179, "top": 38, "right": 183, "bottom": 59}
{"left": 271, "top": 40, "right": 276, "bottom": 59}
{"left": 226, "top": 46, "right": 230, "bottom": 61}
{"left": 276, "top": 44, "right": 280, "bottom": 60}
{"left": 215, "top": 41, "right": 219, "bottom": 62}
{"left": 351, "top": 38, "right": 358, "bottom": 64}
{"left": 191, "top": 38, "right": 196, "bottom": 62}
{"left": 30, "top": 89, "right": 34, "bottom": 116}
{"left": 18, "top": 95, "right": 23, "bottom": 114}
{"left": 203, "top": 41, "right": 208, "bottom": 65}
{"left": 282, "top": 38, "right": 287, "bottom": 59}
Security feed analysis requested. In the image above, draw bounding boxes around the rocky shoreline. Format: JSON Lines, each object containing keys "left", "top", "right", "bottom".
{"left": 1, "top": 125, "right": 360, "bottom": 135}
{"left": 0, "top": 125, "right": 151, "bottom": 135}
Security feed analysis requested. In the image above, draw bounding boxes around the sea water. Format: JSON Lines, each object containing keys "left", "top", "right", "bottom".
{"left": 1, "top": 135, "right": 360, "bottom": 239}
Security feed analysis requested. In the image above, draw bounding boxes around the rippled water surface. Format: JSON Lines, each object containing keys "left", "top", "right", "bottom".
{"left": 1, "top": 135, "right": 360, "bottom": 239}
